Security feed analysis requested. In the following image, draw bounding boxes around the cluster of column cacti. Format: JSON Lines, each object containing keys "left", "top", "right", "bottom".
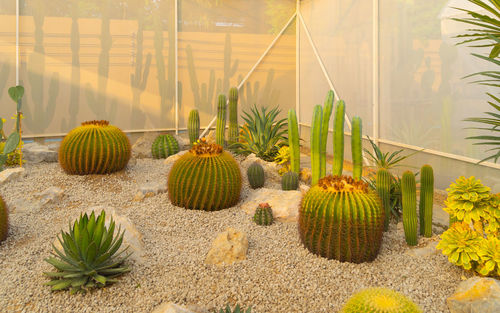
{"left": 0, "top": 196, "right": 8, "bottom": 243}
{"left": 320, "top": 91, "right": 334, "bottom": 178}
{"left": 228, "top": 87, "right": 239, "bottom": 146}
{"left": 253, "top": 203, "right": 274, "bottom": 226}
{"left": 332, "top": 100, "right": 345, "bottom": 176}
{"left": 310, "top": 105, "right": 323, "bottom": 185}
{"left": 216, "top": 94, "right": 227, "bottom": 146}
{"left": 282, "top": 171, "right": 299, "bottom": 191}
{"left": 287, "top": 109, "right": 300, "bottom": 174}
{"left": 151, "top": 134, "right": 179, "bottom": 159}
{"left": 188, "top": 110, "right": 200, "bottom": 146}
{"left": 247, "top": 162, "right": 265, "bottom": 189}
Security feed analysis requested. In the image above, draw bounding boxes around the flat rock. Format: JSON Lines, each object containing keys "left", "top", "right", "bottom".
{"left": 22, "top": 142, "right": 58, "bottom": 163}
{"left": 152, "top": 303, "right": 207, "bottom": 313}
{"left": 240, "top": 188, "right": 302, "bottom": 222}
{"left": 35, "top": 186, "right": 64, "bottom": 205}
{"left": 164, "top": 150, "right": 188, "bottom": 166}
{"left": 132, "top": 132, "right": 159, "bottom": 159}
{"left": 0, "top": 167, "right": 26, "bottom": 185}
{"left": 447, "top": 277, "right": 500, "bottom": 313}
{"left": 205, "top": 228, "right": 248, "bottom": 266}
{"left": 406, "top": 241, "right": 439, "bottom": 257}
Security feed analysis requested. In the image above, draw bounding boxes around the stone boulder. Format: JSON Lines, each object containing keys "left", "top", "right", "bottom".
{"left": 447, "top": 277, "right": 500, "bottom": 313}
{"left": 0, "top": 167, "right": 26, "bottom": 185}
{"left": 240, "top": 188, "right": 302, "bottom": 222}
{"left": 22, "top": 142, "right": 58, "bottom": 163}
{"left": 132, "top": 132, "right": 159, "bottom": 159}
{"left": 205, "top": 228, "right": 248, "bottom": 266}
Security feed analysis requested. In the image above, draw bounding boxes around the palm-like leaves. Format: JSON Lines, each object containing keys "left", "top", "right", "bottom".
{"left": 231, "top": 105, "right": 287, "bottom": 161}
{"left": 364, "top": 136, "right": 417, "bottom": 171}
{"left": 44, "top": 210, "right": 131, "bottom": 294}
{"left": 453, "top": 0, "right": 500, "bottom": 162}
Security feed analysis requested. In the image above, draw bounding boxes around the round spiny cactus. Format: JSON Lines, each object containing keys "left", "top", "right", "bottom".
{"left": 168, "top": 139, "right": 241, "bottom": 211}
{"left": 253, "top": 203, "right": 273, "bottom": 226}
{"left": 299, "top": 175, "right": 384, "bottom": 263}
{"left": 152, "top": 134, "right": 179, "bottom": 159}
{"left": 341, "top": 288, "right": 422, "bottom": 313}
{"left": 59, "top": 121, "right": 131, "bottom": 175}
{"left": 282, "top": 171, "right": 299, "bottom": 191}
{"left": 247, "top": 162, "right": 265, "bottom": 189}
{"left": 0, "top": 196, "right": 8, "bottom": 243}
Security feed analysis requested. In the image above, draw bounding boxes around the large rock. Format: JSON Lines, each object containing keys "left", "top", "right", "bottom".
{"left": 240, "top": 188, "right": 302, "bottom": 222}
{"left": 164, "top": 151, "right": 188, "bottom": 166}
{"left": 152, "top": 303, "right": 208, "bottom": 313}
{"left": 132, "top": 132, "right": 159, "bottom": 159}
{"left": 205, "top": 228, "right": 248, "bottom": 266}
{"left": 240, "top": 154, "right": 281, "bottom": 184}
{"left": 0, "top": 167, "right": 26, "bottom": 185}
{"left": 23, "top": 142, "right": 58, "bottom": 163}
{"left": 447, "top": 277, "right": 500, "bottom": 313}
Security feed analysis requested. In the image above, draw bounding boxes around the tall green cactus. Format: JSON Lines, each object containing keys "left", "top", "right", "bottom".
{"left": 402, "top": 171, "right": 418, "bottom": 246}
{"left": 288, "top": 109, "right": 300, "bottom": 174}
{"left": 188, "top": 109, "right": 200, "bottom": 146}
{"left": 332, "top": 100, "right": 345, "bottom": 176}
{"left": 228, "top": 87, "right": 239, "bottom": 145}
{"left": 216, "top": 94, "right": 227, "bottom": 146}
{"left": 320, "top": 90, "right": 334, "bottom": 178}
{"left": 419, "top": 165, "right": 434, "bottom": 237}
{"left": 351, "top": 116, "right": 363, "bottom": 180}
{"left": 377, "top": 168, "right": 391, "bottom": 231}
{"left": 311, "top": 105, "right": 323, "bottom": 185}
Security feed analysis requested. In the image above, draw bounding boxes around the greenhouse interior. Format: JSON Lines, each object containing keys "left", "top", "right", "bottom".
{"left": 0, "top": 0, "right": 499, "bottom": 312}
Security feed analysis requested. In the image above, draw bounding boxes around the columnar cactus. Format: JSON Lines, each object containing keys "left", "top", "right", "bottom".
{"left": 253, "top": 203, "right": 273, "bottom": 226}
{"left": 151, "top": 134, "right": 179, "bottom": 159}
{"left": 0, "top": 196, "right": 8, "bottom": 242}
{"left": 332, "top": 100, "right": 345, "bottom": 176}
{"left": 188, "top": 109, "right": 200, "bottom": 146}
{"left": 288, "top": 109, "right": 300, "bottom": 174}
{"left": 168, "top": 139, "right": 241, "bottom": 211}
{"left": 351, "top": 116, "right": 363, "bottom": 180}
{"left": 282, "top": 171, "right": 299, "bottom": 191}
{"left": 311, "top": 105, "right": 323, "bottom": 185}
{"left": 320, "top": 91, "right": 334, "bottom": 178}
{"left": 59, "top": 121, "right": 131, "bottom": 175}
{"left": 216, "top": 94, "right": 227, "bottom": 146}
{"left": 228, "top": 87, "right": 239, "bottom": 146}
{"left": 247, "top": 162, "right": 265, "bottom": 189}
{"left": 299, "top": 175, "right": 384, "bottom": 263}
{"left": 377, "top": 168, "right": 391, "bottom": 231}
{"left": 341, "top": 288, "right": 422, "bottom": 313}
{"left": 419, "top": 165, "right": 434, "bottom": 237}
{"left": 402, "top": 171, "right": 418, "bottom": 246}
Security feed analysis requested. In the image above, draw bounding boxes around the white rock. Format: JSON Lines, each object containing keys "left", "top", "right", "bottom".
{"left": 132, "top": 132, "right": 159, "bottom": 159}
{"left": 240, "top": 188, "right": 302, "bottom": 222}
{"left": 164, "top": 150, "right": 188, "bottom": 166}
{"left": 0, "top": 167, "right": 26, "bottom": 185}
{"left": 205, "top": 228, "right": 248, "bottom": 266}
{"left": 35, "top": 186, "right": 64, "bottom": 205}
{"left": 23, "top": 142, "right": 57, "bottom": 163}
{"left": 447, "top": 277, "right": 500, "bottom": 313}
{"left": 151, "top": 303, "right": 198, "bottom": 313}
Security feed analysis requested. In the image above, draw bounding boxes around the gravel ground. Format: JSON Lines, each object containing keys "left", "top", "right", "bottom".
{"left": 0, "top": 158, "right": 465, "bottom": 313}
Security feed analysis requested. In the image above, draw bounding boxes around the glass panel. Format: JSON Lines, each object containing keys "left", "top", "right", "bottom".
{"left": 0, "top": 3, "right": 16, "bottom": 131}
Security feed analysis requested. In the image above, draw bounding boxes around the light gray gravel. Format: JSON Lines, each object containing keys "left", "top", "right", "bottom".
{"left": 0, "top": 159, "right": 466, "bottom": 313}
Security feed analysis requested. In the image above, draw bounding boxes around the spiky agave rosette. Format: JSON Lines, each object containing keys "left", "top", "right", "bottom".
{"left": 168, "top": 139, "right": 242, "bottom": 211}
{"left": 299, "top": 175, "right": 384, "bottom": 263}
{"left": 341, "top": 288, "right": 422, "bottom": 313}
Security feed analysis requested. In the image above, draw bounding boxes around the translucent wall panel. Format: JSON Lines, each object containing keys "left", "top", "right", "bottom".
{"left": 0, "top": 4, "right": 17, "bottom": 131}
{"left": 18, "top": 0, "right": 175, "bottom": 136}
{"left": 178, "top": 0, "right": 296, "bottom": 128}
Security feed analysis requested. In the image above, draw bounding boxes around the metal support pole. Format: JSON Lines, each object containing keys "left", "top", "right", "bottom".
{"left": 16, "top": 0, "right": 19, "bottom": 85}
{"left": 296, "top": 0, "right": 300, "bottom": 134}
{"left": 174, "top": 0, "right": 179, "bottom": 135}
{"left": 372, "top": 0, "right": 380, "bottom": 145}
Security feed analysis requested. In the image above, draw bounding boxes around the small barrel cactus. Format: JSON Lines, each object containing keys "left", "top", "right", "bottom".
{"left": 247, "top": 162, "right": 265, "bottom": 189}
{"left": 299, "top": 175, "right": 384, "bottom": 263}
{"left": 253, "top": 203, "right": 273, "bottom": 226}
{"left": 151, "top": 134, "right": 179, "bottom": 159}
{"left": 59, "top": 120, "right": 131, "bottom": 175}
{"left": 402, "top": 171, "right": 418, "bottom": 246}
{"left": 0, "top": 196, "right": 8, "bottom": 243}
{"left": 168, "top": 139, "right": 241, "bottom": 211}
{"left": 282, "top": 171, "right": 299, "bottom": 191}
{"left": 341, "top": 288, "right": 422, "bottom": 313}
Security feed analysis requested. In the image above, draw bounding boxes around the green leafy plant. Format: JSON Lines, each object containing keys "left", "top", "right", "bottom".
{"left": 44, "top": 210, "right": 131, "bottom": 293}
{"left": 231, "top": 105, "right": 287, "bottom": 161}
{"left": 274, "top": 145, "right": 291, "bottom": 175}
{"left": 0, "top": 86, "right": 24, "bottom": 170}
{"left": 218, "top": 304, "right": 251, "bottom": 313}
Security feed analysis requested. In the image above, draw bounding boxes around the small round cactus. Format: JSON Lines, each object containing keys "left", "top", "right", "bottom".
{"left": 282, "top": 171, "right": 299, "bottom": 191}
{"left": 0, "top": 196, "right": 8, "bottom": 243}
{"left": 341, "top": 288, "right": 422, "bottom": 313}
{"left": 247, "top": 162, "right": 265, "bottom": 189}
{"left": 152, "top": 134, "right": 179, "bottom": 159}
{"left": 253, "top": 203, "right": 273, "bottom": 226}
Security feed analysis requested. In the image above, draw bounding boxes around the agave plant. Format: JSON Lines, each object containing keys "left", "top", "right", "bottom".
{"left": 218, "top": 304, "right": 252, "bottom": 313}
{"left": 453, "top": 0, "right": 500, "bottom": 162}
{"left": 231, "top": 104, "right": 287, "bottom": 161}
{"left": 44, "top": 210, "right": 131, "bottom": 294}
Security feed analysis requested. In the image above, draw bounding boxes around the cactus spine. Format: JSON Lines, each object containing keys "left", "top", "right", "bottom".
{"left": 311, "top": 105, "right": 323, "bottom": 185}
{"left": 288, "top": 109, "right": 300, "bottom": 174}
{"left": 152, "top": 134, "right": 179, "bottom": 159}
{"left": 377, "top": 168, "right": 391, "bottom": 231}
{"left": 419, "top": 165, "right": 434, "bottom": 237}
{"left": 299, "top": 176, "right": 384, "bottom": 263}
{"left": 216, "top": 94, "right": 227, "bottom": 146}
{"left": 228, "top": 87, "right": 239, "bottom": 146}
{"left": 0, "top": 196, "right": 8, "bottom": 243}
{"left": 253, "top": 203, "right": 273, "bottom": 226}
{"left": 320, "top": 91, "right": 334, "bottom": 178}
{"left": 332, "top": 100, "right": 345, "bottom": 176}
{"left": 282, "top": 171, "right": 299, "bottom": 191}
{"left": 188, "top": 109, "right": 200, "bottom": 146}
{"left": 168, "top": 140, "right": 241, "bottom": 211}
{"left": 247, "top": 162, "right": 265, "bottom": 189}
{"left": 402, "top": 171, "right": 418, "bottom": 246}
{"left": 351, "top": 116, "right": 363, "bottom": 180}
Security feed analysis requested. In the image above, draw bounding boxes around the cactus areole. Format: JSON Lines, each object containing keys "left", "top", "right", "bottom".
{"left": 299, "top": 175, "right": 384, "bottom": 263}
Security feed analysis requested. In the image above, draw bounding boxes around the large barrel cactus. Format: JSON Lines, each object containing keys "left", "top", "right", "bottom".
{"left": 0, "top": 196, "right": 8, "bottom": 243}
{"left": 59, "top": 120, "right": 131, "bottom": 175}
{"left": 168, "top": 139, "right": 241, "bottom": 211}
{"left": 341, "top": 288, "right": 422, "bottom": 313}
{"left": 299, "top": 175, "right": 384, "bottom": 263}
{"left": 152, "top": 134, "right": 179, "bottom": 159}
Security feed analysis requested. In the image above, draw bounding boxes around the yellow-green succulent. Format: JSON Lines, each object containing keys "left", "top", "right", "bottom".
{"left": 437, "top": 222, "right": 482, "bottom": 270}
{"left": 476, "top": 236, "right": 500, "bottom": 277}
{"left": 341, "top": 287, "right": 422, "bottom": 313}
{"left": 444, "top": 176, "right": 491, "bottom": 224}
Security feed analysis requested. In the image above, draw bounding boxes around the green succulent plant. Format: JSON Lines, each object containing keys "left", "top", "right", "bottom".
{"left": 476, "top": 235, "right": 500, "bottom": 276}
{"left": 341, "top": 287, "right": 422, "bottom": 313}
{"left": 444, "top": 176, "right": 491, "bottom": 224}
{"left": 218, "top": 304, "right": 251, "bottom": 313}
{"left": 44, "top": 210, "right": 131, "bottom": 294}
{"left": 436, "top": 222, "right": 482, "bottom": 271}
